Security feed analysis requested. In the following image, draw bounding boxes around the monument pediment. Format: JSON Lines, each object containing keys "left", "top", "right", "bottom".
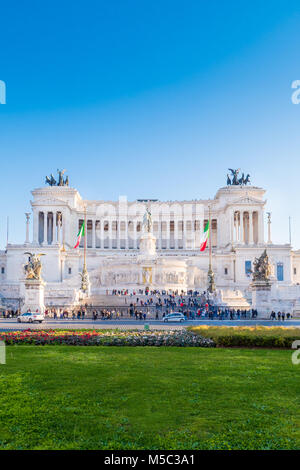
{"left": 229, "top": 195, "right": 265, "bottom": 206}
{"left": 31, "top": 197, "right": 69, "bottom": 207}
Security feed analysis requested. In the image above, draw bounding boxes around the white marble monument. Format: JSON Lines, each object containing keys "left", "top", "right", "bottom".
{"left": 23, "top": 279, "right": 46, "bottom": 314}
{"left": 22, "top": 253, "right": 46, "bottom": 314}
{"left": 1, "top": 168, "right": 300, "bottom": 314}
{"left": 251, "top": 281, "right": 272, "bottom": 316}
{"left": 250, "top": 250, "right": 273, "bottom": 317}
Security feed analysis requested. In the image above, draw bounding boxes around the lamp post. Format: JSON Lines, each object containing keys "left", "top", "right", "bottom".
{"left": 80, "top": 205, "right": 90, "bottom": 294}
{"left": 207, "top": 205, "right": 216, "bottom": 293}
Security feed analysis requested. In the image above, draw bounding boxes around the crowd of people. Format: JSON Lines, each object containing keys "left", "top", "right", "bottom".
{"left": 41, "top": 300, "right": 292, "bottom": 322}
{"left": 44, "top": 308, "right": 87, "bottom": 320}
{"left": 0, "top": 291, "right": 293, "bottom": 321}
{"left": 1, "top": 309, "right": 20, "bottom": 318}
{"left": 270, "top": 311, "right": 292, "bottom": 321}
{"left": 110, "top": 289, "right": 198, "bottom": 297}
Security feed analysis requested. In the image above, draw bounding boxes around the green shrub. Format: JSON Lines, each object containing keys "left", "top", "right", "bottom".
{"left": 189, "top": 326, "right": 300, "bottom": 349}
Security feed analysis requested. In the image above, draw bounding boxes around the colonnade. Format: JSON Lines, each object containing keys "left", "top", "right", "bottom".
{"left": 34, "top": 211, "right": 63, "bottom": 245}
{"left": 31, "top": 209, "right": 264, "bottom": 248}
{"left": 76, "top": 218, "right": 217, "bottom": 250}
{"left": 232, "top": 210, "right": 263, "bottom": 244}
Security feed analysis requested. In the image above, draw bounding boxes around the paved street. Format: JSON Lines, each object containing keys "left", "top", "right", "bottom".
{"left": 0, "top": 318, "right": 300, "bottom": 331}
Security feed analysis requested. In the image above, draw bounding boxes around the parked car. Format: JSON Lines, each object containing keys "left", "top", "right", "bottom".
{"left": 17, "top": 312, "right": 44, "bottom": 323}
{"left": 163, "top": 312, "right": 186, "bottom": 323}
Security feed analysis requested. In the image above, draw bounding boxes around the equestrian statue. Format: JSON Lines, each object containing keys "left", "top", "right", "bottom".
{"left": 45, "top": 169, "right": 69, "bottom": 187}
{"left": 227, "top": 169, "right": 251, "bottom": 186}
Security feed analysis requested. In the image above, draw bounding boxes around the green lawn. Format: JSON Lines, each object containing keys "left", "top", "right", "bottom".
{"left": 0, "top": 346, "right": 300, "bottom": 450}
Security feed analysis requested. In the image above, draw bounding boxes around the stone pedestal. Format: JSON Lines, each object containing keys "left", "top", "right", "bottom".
{"left": 139, "top": 232, "right": 156, "bottom": 257}
{"left": 22, "top": 279, "right": 46, "bottom": 314}
{"left": 251, "top": 280, "right": 272, "bottom": 317}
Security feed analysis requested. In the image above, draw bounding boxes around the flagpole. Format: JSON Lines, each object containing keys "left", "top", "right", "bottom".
{"left": 207, "top": 205, "right": 215, "bottom": 293}
{"left": 80, "top": 204, "right": 90, "bottom": 295}
{"left": 209, "top": 205, "right": 212, "bottom": 272}
{"left": 6, "top": 216, "right": 9, "bottom": 246}
{"left": 84, "top": 205, "right": 87, "bottom": 271}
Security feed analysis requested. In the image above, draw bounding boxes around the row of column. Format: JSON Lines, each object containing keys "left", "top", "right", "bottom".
{"left": 232, "top": 210, "right": 263, "bottom": 244}
{"left": 33, "top": 211, "right": 63, "bottom": 245}
{"left": 80, "top": 218, "right": 217, "bottom": 250}
{"left": 83, "top": 219, "right": 140, "bottom": 249}
{"left": 29, "top": 210, "right": 265, "bottom": 247}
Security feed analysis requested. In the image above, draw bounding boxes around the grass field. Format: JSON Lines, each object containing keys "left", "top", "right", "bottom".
{"left": 0, "top": 346, "right": 300, "bottom": 450}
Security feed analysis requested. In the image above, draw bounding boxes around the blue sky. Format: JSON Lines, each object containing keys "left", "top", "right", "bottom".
{"left": 1, "top": 0, "right": 300, "bottom": 247}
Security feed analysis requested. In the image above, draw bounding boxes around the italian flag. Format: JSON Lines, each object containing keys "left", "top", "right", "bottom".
{"left": 74, "top": 222, "right": 85, "bottom": 249}
{"left": 200, "top": 221, "right": 209, "bottom": 252}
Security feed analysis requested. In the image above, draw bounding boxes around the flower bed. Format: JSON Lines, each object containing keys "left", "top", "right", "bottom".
{"left": 190, "top": 325, "right": 300, "bottom": 348}
{"left": 0, "top": 329, "right": 215, "bottom": 347}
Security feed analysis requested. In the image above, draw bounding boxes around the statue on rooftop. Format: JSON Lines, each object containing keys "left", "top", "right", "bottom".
{"left": 238, "top": 173, "right": 245, "bottom": 185}
{"left": 57, "top": 169, "right": 66, "bottom": 186}
{"left": 228, "top": 168, "right": 240, "bottom": 185}
{"left": 244, "top": 174, "right": 250, "bottom": 185}
{"left": 227, "top": 169, "right": 250, "bottom": 186}
{"left": 45, "top": 174, "right": 56, "bottom": 186}
{"left": 45, "top": 169, "right": 69, "bottom": 187}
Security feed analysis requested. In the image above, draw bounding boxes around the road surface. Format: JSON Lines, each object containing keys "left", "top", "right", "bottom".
{"left": 0, "top": 318, "right": 299, "bottom": 331}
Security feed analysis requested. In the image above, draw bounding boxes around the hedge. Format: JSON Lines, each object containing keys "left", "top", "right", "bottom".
{"left": 190, "top": 326, "right": 300, "bottom": 349}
